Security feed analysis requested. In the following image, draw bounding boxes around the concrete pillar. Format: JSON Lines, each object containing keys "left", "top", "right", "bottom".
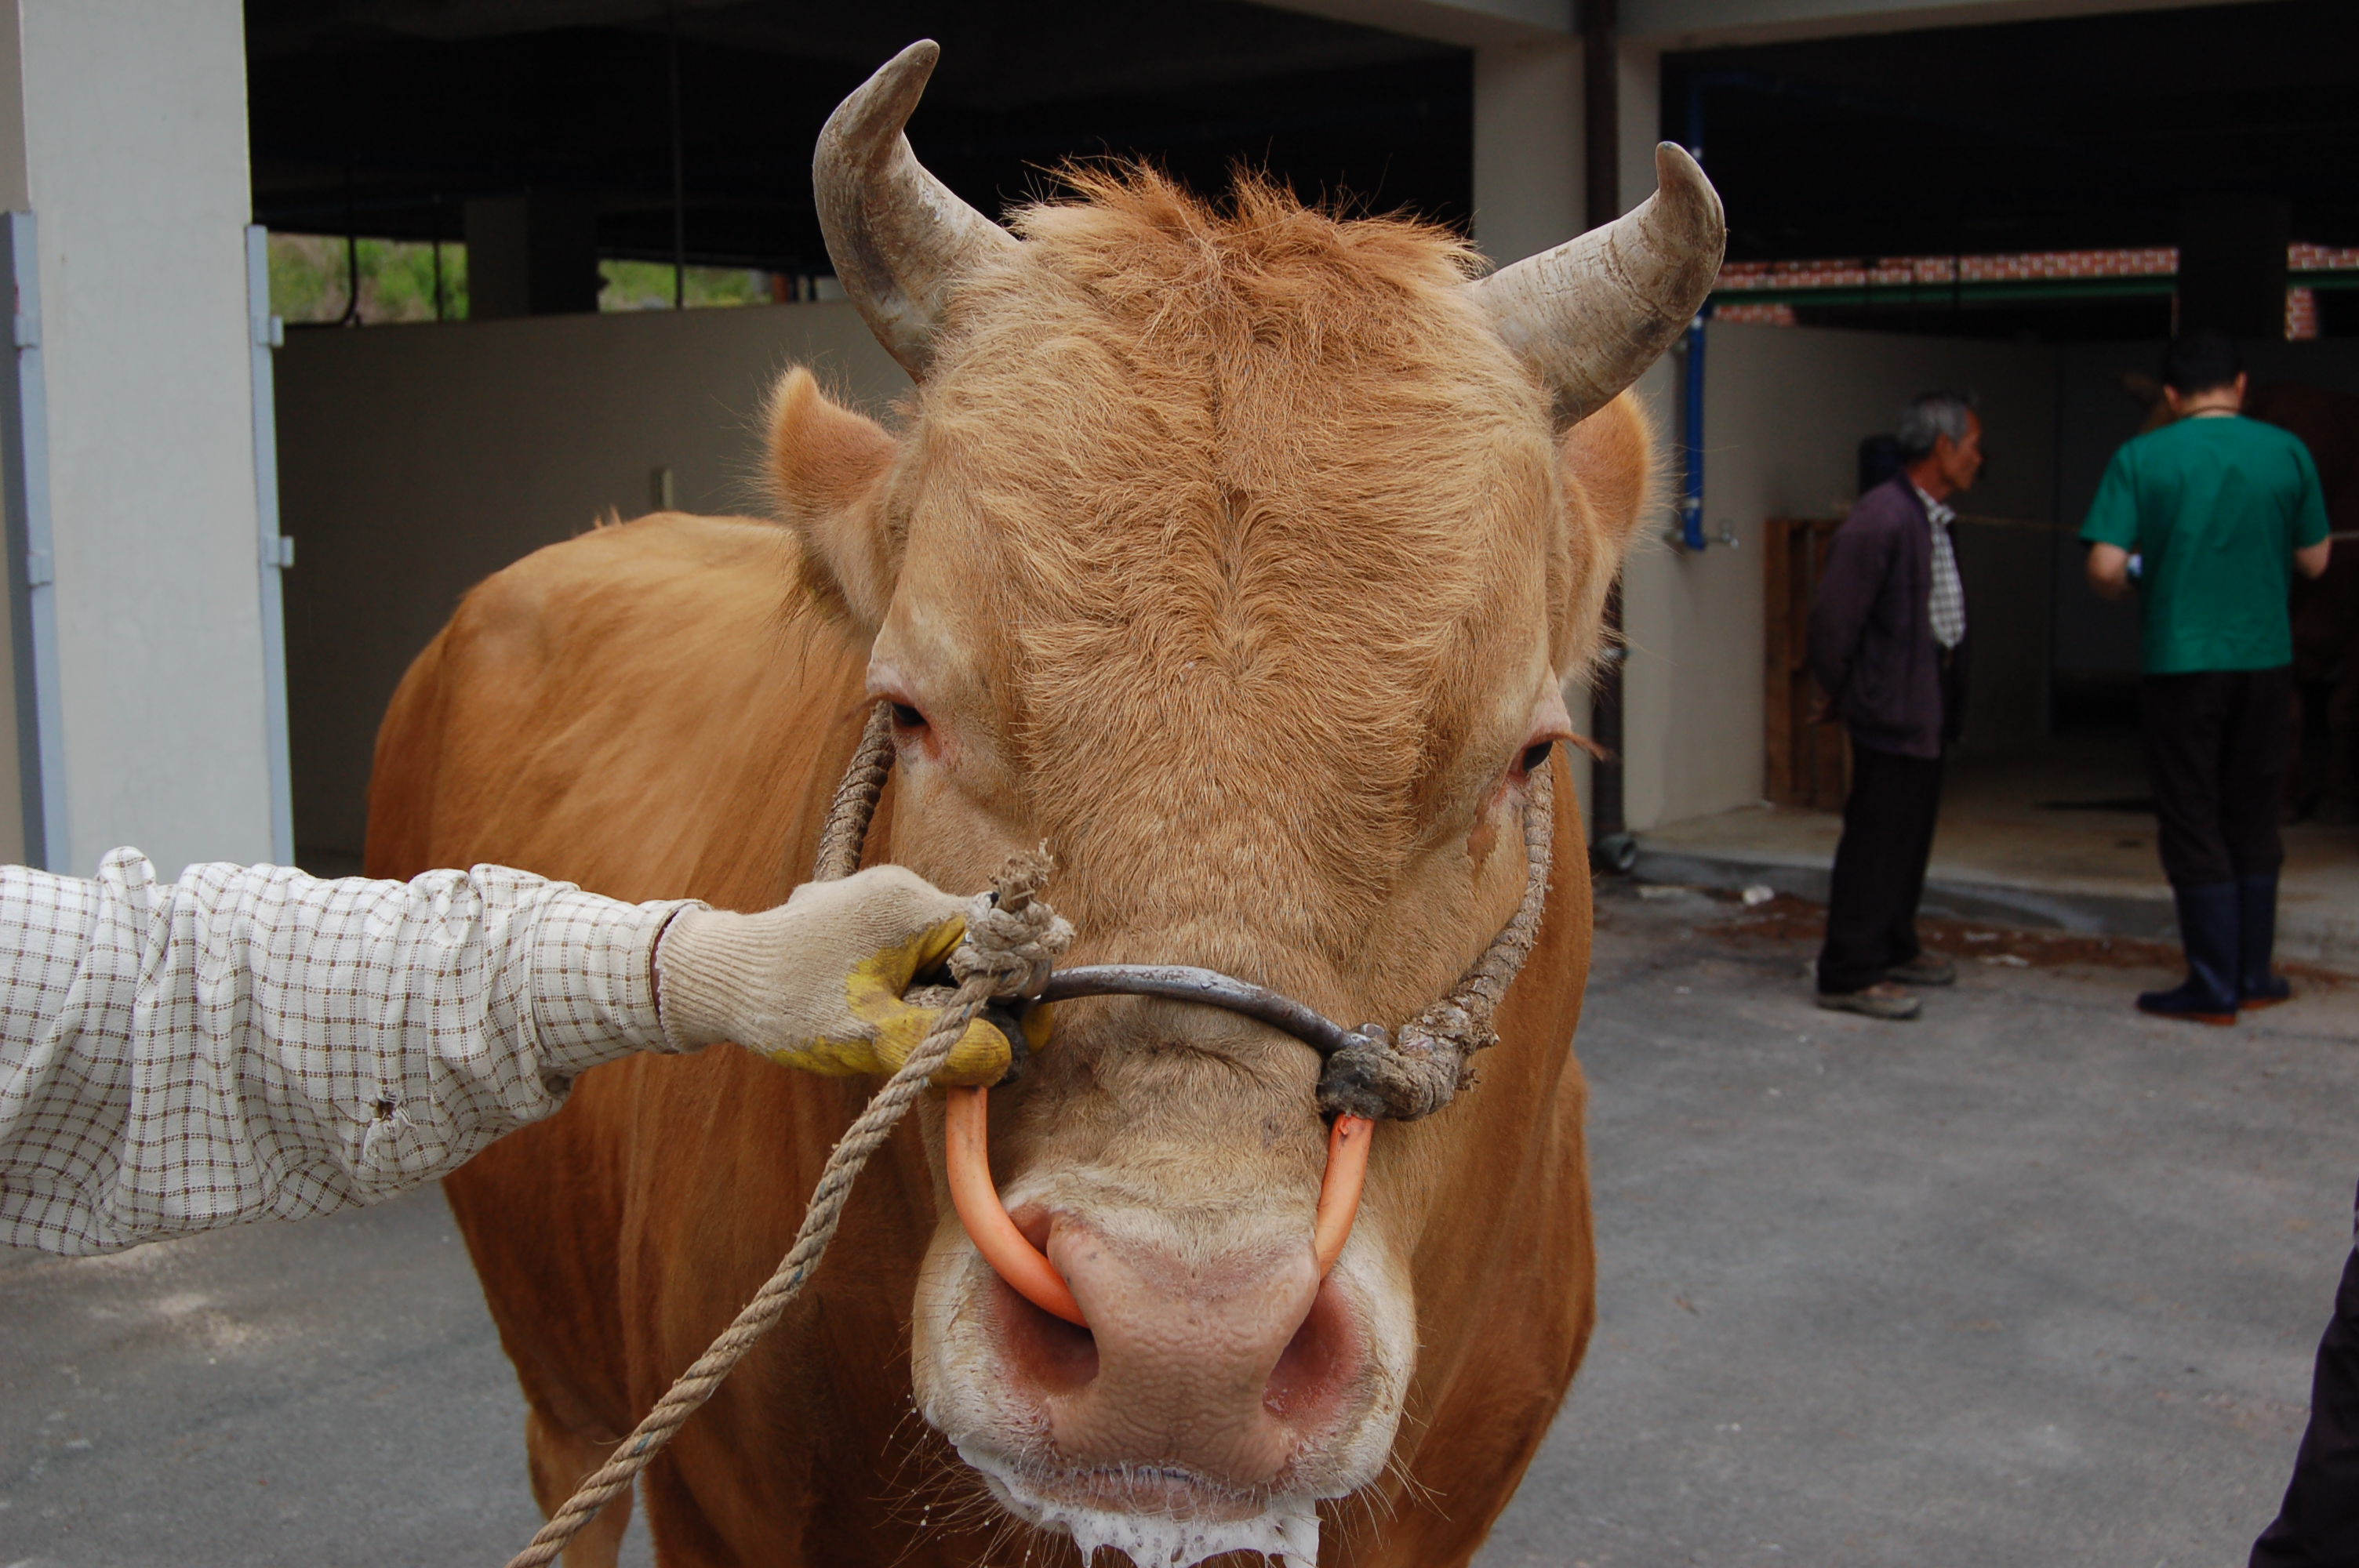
{"left": 1473, "top": 34, "right": 1680, "bottom": 840}
{"left": 0, "top": 1, "right": 275, "bottom": 873}
{"left": 1616, "top": 40, "right": 1663, "bottom": 219}
{"left": 1473, "top": 37, "right": 1594, "bottom": 818}
{"left": 1609, "top": 36, "right": 1693, "bottom": 837}
{"left": 2178, "top": 194, "right": 2289, "bottom": 342}
{"left": 465, "top": 193, "right": 603, "bottom": 319}
{"left": 1473, "top": 39, "right": 1583, "bottom": 267}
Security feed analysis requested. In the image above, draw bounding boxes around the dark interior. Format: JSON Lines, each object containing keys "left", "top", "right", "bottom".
{"left": 1665, "top": 0, "right": 2359, "bottom": 339}
{"left": 245, "top": 0, "right": 1473, "bottom": 274}
{"left": 245, "top": 0, "right": 2359, "bottom": 339}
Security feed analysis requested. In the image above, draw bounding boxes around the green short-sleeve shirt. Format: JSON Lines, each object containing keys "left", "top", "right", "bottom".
{"left": 2078, "top": 413, "right": 2330, "bottom": 674}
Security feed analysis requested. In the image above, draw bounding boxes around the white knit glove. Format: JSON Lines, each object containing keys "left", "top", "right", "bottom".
{"left": 652, "top": 866, "right": 1042, "bottom": 1086}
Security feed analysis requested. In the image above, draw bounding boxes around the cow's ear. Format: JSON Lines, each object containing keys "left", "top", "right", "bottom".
{"left": 1551, "top": 390, "right": 1659, "bottom": 680}
{"left": 765, "top": 367, "right": 902, "bottom": 632}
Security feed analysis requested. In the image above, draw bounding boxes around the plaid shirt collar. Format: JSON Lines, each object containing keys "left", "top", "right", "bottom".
{"left": 1910, "top": 481, "right": 1957, "bottom": 530}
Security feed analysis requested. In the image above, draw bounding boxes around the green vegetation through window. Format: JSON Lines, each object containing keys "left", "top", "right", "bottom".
{"left": 268, "top": 234, "right": 792, "bottom": 324}
{"left": 271, "top": 234, "right": 464, "bottom": 324}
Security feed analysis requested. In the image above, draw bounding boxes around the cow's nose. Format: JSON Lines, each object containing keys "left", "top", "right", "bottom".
{"left": 990, "top": 1214, "right": 1359, "bottom": 1486}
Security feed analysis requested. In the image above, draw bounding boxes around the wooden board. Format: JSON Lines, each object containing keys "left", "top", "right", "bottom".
{"left": 1763, "top": 517, "right": 1852, "bottom": 812}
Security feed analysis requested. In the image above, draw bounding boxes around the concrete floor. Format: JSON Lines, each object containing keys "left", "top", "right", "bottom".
{"left": 1638, "top": 732, "right": 2359, "bottom": 968}
{"left": 3, "top": 886, "right": 2355, "bottom": 1567}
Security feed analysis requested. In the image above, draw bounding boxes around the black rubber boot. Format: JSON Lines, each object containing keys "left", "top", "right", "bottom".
{"left": 2139, "top": 881, "right": 2241, "bottom": 1025}
{"left": 2239, "top": 873, "right": 2295, "bottom": 1009}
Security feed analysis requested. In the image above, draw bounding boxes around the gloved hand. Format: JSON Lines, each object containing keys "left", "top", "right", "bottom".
{"left": 653, "top": 866, "right": 1046, "bottom": 1084}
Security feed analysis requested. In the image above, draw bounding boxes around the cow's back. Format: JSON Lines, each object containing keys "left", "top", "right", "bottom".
{"left": 366, "top": 511, "right": 865, "bottom": 904}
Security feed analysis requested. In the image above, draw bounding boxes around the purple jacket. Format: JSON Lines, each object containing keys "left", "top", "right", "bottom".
{"left": 1808, "top": 476, "right": 1969, "bottom": 760}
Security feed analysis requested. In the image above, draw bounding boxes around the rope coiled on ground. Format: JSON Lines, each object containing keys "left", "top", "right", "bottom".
{"left": 501, "top": 735, "right": 1070, "bottom": 1568}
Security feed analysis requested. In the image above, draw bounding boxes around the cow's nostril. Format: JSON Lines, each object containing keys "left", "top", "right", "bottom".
{"left": 997, "top": 1272, "right": 1099, "bottom": 1395}
{"left": 1263, "top": 1273, "right": 1354, "bottom": 1421}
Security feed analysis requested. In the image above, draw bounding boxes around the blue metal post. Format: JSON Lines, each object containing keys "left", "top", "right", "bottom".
{"left": 1680, "top": 76, "right": 1710, "bottom": 554}
{"left": 1679, "top": 309, "right": 1708, "bottom": 551}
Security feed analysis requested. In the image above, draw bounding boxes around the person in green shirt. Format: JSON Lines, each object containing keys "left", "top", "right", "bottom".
{"left": 2081, "top": 331, "right": 2333, "bottom": 1024}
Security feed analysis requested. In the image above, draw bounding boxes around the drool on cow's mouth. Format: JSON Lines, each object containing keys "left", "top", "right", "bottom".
{"left": 995, "top": 1457, "right": 1278, "bottom": 1519}
{"left": 954, "top": 1437, "right": 1328, "bottom": 1568}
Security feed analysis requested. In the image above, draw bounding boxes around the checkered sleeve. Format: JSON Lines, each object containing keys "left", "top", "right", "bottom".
{"left": 0, "top": 850, "right": 699, "bottom": 1255}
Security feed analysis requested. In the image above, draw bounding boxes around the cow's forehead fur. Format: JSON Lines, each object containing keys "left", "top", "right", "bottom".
{"left": 875, "top": 170, "right": 1572, "bottom": 982}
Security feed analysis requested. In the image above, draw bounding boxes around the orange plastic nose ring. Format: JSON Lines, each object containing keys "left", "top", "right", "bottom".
{"left": 943, "top": 1085, "right": 1374, "bottom": 1329}
{"left": 944, "top": 1085, "right": 1086, "bottom": 1325}
{"left": 1311, "top": 1112, "right": 1372, "bottom": 1274}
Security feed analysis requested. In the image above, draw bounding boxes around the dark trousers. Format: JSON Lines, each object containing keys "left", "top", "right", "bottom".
{"left": 2143, "top": 667, "right": 2293, "bottom": 887}
{"left": 1816, "top": 742, "right": 1944, "bottom": 994}
{"left": 2252, "top": 1188, "right": 2359, "bottom": 1568}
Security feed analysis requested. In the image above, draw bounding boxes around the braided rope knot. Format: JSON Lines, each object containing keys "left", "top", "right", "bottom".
{"left": 1313, "top": 764, "right": 1554, "bottom": 1123}
{"left": 954, "top": 855, "right": 1074, "bottom": 1000}
{"left": 1316, "top": 996, "right": 1499, "bottom": 1123}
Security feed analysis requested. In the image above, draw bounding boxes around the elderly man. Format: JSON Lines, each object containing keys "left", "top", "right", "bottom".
{"left": 2083, "top": 331, "right": 2332, "bottom": 1023}
{"left": 1808, "top": 391, "right": 1982, "bottom": 1020}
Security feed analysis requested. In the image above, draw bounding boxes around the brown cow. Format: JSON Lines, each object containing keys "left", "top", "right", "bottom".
{"left": 366, "top": 43, "right": 1720, "bottom": 1568}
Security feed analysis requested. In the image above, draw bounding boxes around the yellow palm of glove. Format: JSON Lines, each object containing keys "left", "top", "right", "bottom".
{"left": 825, "top": 913, "right": 1052, "bottom": 1085}
{"left": 653, "top": 866, "right": 1053, "bottom": 1083}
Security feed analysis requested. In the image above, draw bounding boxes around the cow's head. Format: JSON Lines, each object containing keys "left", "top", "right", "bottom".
{"left": 769, "top": 42, "right": 1721, "bottom": 1566}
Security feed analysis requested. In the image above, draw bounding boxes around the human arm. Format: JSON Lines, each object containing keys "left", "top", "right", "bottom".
{"left": 2080, "top": 444, "right": 2143, "bottom": 602}
{"left": 1807, "top": 508, "right": 1895, "bottom": 704}
{"left": 2297, "top": 539, "right": 2333, "bottom": 580}
{"left": 2086, "top": 542, "right": 2135, "bottom": 601}
{"left": 0, "top": 853, "right": 1004, "bottom": 1255}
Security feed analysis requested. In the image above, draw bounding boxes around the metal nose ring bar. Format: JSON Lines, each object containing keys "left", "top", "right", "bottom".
{"left": 1040, "top": 964, "right": 1379, "bottom": 1056}
{"left": 944, "top": 964, "right": 1380, "bottom": 1327}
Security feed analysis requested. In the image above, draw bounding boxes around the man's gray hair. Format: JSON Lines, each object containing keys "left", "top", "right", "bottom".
{"left": 1895, "top": 391, "right": 1979, "bottom": 460}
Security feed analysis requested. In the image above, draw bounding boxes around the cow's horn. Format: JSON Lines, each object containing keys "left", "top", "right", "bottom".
{"left": 1467, "top": 143, "right": 1725, "bottom": 426}
{"left": 814, "top": 40, "right": 1017, "bottom": 379}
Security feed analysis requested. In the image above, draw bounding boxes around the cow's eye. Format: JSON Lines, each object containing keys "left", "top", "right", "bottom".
{"left": 1519, "top": 739, "right": 1554, "bottom": 775}
{"left": 889, "top": 702, "right": 927, "bottom": 731}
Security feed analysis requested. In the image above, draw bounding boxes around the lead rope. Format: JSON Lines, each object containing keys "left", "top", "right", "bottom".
{"left": 1318, "top": 762, "right": 1555, "bottom": 1123}
{"left": 503, "top": 704, "right": 1069, "bottom": 1568}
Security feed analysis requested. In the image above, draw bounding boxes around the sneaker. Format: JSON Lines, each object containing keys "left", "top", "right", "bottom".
{"left": 1817, "top": 982, "right": 1921, "bottom": 1020}
{"left": 1885, "top": 954, "right": 1957, "bottom": 987}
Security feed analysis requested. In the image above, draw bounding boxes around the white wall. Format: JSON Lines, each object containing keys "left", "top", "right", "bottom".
{"left": 277, "top": 302, "right": 907, "bottom": 864}
{"left": 1621, "top": 322, "right": 2061, "bottom": 829}
{"left": 0, "top": 0, "right": 273, "bottom": 875}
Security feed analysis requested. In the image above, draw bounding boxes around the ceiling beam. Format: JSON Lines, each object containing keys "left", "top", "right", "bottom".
{"left": 1253, "top": 0, "right": 2280, "bottom": 48}
{"left": 1624, "top": 0, "right": 2281, "bottom": 47}
{"left": 1247, "top": 0, "right": 1573, "bottom": 48}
